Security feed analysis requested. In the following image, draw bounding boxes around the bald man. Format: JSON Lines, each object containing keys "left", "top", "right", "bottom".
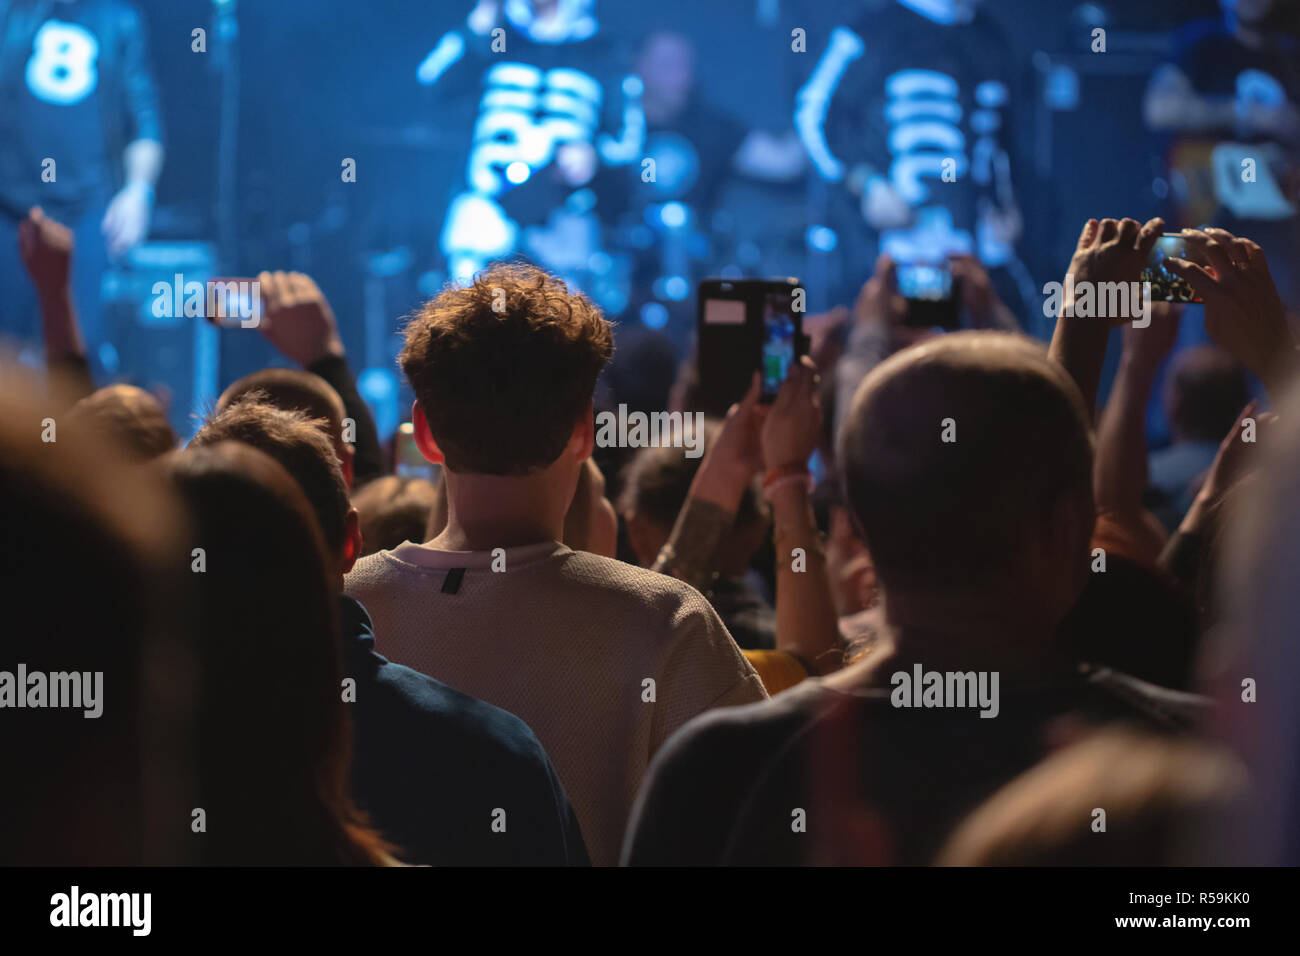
{"left": 624, "top": 331, "right": 1208, "bottom": 866}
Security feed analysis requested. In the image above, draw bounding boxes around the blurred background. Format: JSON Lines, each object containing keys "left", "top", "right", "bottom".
{"left": 6, "top": 0, "right": 1296, "bottom": 443}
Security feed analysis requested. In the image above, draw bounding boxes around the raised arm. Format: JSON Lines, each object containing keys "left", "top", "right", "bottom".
{"left": 1048, "top": 217, "right": 1163, "bottom": 422}
{"left": 18, "top": 208, "right": 94, "bottom": 402}
{"left": 762, "top": 357, "right": 842, "bottom": 674}
{"left": 1094, "top": 303, "right": 1182, "bottom": 521}
{"left": 255, "top": 271, "right": 386, "bottom": 486}
{"left": 653, "top": 375, "right": 765, "bottom": 594}
{"left": 1164, "top": 227, "right": 1300, "bottom": 404}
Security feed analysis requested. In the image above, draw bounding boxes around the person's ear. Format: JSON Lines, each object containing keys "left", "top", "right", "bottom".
{"left": 341, "top": 443, "right": 356, "bottom": 490}
{"left": 412, "top": 401, "right": 445, "bottom": 465}
{"left": 571, "top": 400, "right": 595, "bottom": 462}
{"left": 341, "top": 506, "right": 362, "bottom": 574}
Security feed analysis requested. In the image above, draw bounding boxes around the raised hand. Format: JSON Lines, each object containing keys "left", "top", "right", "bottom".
{"left": 101, "top": 182, "right": 152, "bottom": 259}
{"left": 255, "top": 271, "right": 346, "bottom": 366}
{"left": 18, "top": 206, "right": 73, "bottom": 297}
{"left": 1201, "top": 400, "right": 1277, "bottom": 505}
{"left": 687, "top": 372, "right": 764, "bottom": 514}
{"left": 761, "top": 355, "right": 822, "bottom": 471}
{"left": 1163, "top": 227, "right": 1299, "bottom": 396}
{"left": 1067, "top": 216, "right": 1164, "bottom": 307}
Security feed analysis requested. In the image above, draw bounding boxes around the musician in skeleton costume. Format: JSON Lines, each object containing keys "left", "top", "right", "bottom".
{"left": 796, "top": 0, "right": 1022, "bottom": 297}
{"left": 417, "top": 0, "right": 643, "bottom": 308}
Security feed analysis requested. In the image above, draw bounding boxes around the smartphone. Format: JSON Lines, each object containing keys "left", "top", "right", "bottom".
{"left": 896, "top": 262, "right": 961, "bottom": 329}
{"left": 204, "top": 277, "right": 262, "bottom": 327}
{"left": 1142, "top": 235, "right": 1204, "bottom": 303}
{"left": 760, "top": 291, "right": 798, "bottom": 401}
{"left": 697, "top": 278, "right": 806, "bottom": 416}
{"left": 394, "top": 422, "right": 438, "bottom": 482}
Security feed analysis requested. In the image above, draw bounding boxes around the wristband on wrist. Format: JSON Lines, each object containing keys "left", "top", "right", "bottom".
{"left": 763, "top": 464, "right": 813, "bottom": 502}
{"left": 763, "top": 463, "right": 809, "bottom": 486}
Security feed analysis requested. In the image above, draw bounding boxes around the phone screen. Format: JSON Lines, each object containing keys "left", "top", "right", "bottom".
{"left": 1142, "top": 235, "right": 1204, "bottom": 303}
{"left": 394, "top": 422, "right": 437, "bottom": 481}
{"left": 761, "top": 293, "right": 797, "bottom": 400}
{"left": 896, "top": 262, "right": 961, "bottom": 330}
{"left": 205, "top": 277, "right": 262, "bottom": 327}
{"left": 896, "top": 263, "right": 953, "bottom": 301}
{"left": 696, "top": 278, "right": 804, "bottom": 417}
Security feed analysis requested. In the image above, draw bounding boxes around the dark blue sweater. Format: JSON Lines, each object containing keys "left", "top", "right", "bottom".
{"left": 341, "top": 596, "right": 588, "bottom": 866}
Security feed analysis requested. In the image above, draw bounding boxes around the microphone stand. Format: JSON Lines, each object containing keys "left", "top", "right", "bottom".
{"left": 211, "top": 0, "right": 239, "bottom": 272}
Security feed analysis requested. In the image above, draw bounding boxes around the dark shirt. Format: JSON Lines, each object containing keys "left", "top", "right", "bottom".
{"left": 597, "top": 93, "right": 747, "bottom": 219}
{"left": 0, "top": 0, "right": 161, "bottom": 219}
{"left": 817, "top": 1, "right": 1017, "bottom": 239}
{"left": 1147, "top": 439, "right": 1218, "bottom": 531}
{"left": 1173, "top": 15, "right": 1300, "bottom": 141}
{"left": 709, "top": 574, "right": 776, "bottom": 651}
{"left": 651, "top": 96, "right": 747, "bottom": 211}
{"left": 306, "top": 353, "right": 385, "bottom": 487}
{"left": 428, "top": 20, "right": 631, "bottom": 229}
{"left": 341, "top": 595, "right": 589, "bottom": 866}
{"left": 623, "top": 662, "right": 1209, "bottom": 866}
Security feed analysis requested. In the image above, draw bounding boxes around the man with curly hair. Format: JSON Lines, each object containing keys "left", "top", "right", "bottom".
{"left": 344, "top": 262, "right": 765, "bottom": 865}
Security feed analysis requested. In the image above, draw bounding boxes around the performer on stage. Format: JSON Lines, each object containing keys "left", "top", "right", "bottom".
{"left": 795, "top": 0, "right": 1022, "bottom": 293}
{"left": 415, "top": 0, "right": 643, "bottom": 308}
{"left": 622, "top": 29, "right": 805, "bottom": 220}
{"left": 597, "top": 29, "right": 806, "bottom": 337}
{"left": 0, "top": 0, "right": 163, "bottom": 371}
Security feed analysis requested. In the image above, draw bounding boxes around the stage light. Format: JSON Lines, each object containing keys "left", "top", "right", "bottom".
{"left": 640, "top": 302, "right": 669, "bottom": 329}
{"left": 657, "top": 275, "right": 689, "bottom": 301}
{"left": 506, "top": 161, "right": 531, "bottom": 184}
{"left": 659, "top": 201, "right": 688, "bottom": 229}
{"left": 358, "top": 367, "right": 401, "bottom": 441}
{"left": 806, "top": 225, "right": 838, "bottom": 252}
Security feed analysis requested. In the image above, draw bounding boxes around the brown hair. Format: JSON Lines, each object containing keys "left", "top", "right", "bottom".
{"left": 618, "top": 421, "right": 768, "bottom": 569}
{"left": 351, "top": 474, "right": 439, "bottom": 555}
{"left": 168, "top": 443, "right": 394, "bottom": 865}
{"left": 400, "top": 263, "right": 614, "bottom": 475}
{"left": 1, "top": 370, "right": 191, "bottom": 864}
{"left": 68, "top": 384, "right": 176, "bottom": 461}
{"left": 191, "top": 399, "right": 350, "bottom": 557}
{"left": 218, "top": 368, "right": 348, "bottom": 450}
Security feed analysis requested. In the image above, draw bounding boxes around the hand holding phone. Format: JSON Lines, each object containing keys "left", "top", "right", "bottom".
{"left": 1142, "top": 235, "right": 1204, "bottom": 303}
{"left": 760, "top": 293, "right": 799, "bottom": 402}
{"left": 896, "top": 261, "right": 961, "bottom": 329}
{"left": 204, "top": 277, "right": 262, "bottom": 328}
{"left": 697, "top": 278, "right": 807, "bottom": 416}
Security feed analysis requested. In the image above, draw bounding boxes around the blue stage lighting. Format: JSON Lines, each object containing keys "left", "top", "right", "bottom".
{"left": 806, "top": 225, "right": 838, "bottom": 252}
{"left": 659, "top": 201, "right": 688, "bottom": 229}
{"left": 640, "top": 302, "right": 669, "bottom": 329}
{"left": 506, "top": 161, "right": 531, "bottom": 184}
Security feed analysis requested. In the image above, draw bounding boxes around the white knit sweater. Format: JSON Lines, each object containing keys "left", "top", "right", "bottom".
{"left": 344, "top": 540, "right": 768, "bottom": 866}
